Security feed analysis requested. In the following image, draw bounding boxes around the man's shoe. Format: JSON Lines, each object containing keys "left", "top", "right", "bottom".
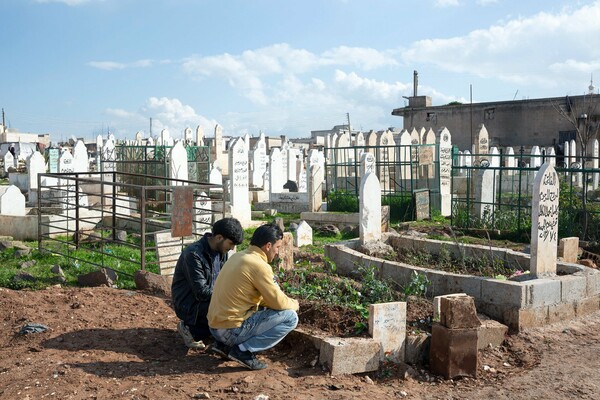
{"left": 177, "top": 321, "right": 206, "bottom": 349}
{"left": 228, "top": 346, "right": 267, "bottom": 370}
{"left": 209, "top": 341, "right": 231, "bottom": 360}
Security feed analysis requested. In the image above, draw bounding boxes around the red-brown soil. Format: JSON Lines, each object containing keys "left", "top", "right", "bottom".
{"left": 2, "top": 285, "right": 600, "bottom": 399}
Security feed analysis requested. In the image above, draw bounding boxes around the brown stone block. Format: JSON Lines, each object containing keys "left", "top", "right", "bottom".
{"left": 429, "top": 323, "right": 478, "bottom": 379}
{"left": 440, "top": 296, "right": 481, "bottom": 329}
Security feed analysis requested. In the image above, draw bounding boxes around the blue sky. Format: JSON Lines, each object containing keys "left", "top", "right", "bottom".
{"left": 2, "top": 0, "right": 599, "bottom": 141}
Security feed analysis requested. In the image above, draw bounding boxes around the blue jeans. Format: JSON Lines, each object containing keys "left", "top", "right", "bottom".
{"left": 210, "top": 308, "right": 298, "bottom": 353}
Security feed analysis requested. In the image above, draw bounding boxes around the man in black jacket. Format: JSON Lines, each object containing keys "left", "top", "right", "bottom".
{"left": 171, "top": 217, "right": 244, "bottom": 349}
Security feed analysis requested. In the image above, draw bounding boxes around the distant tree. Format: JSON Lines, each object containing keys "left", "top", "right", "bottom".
{"left": 552, "top": 91, "right": 600, "bottom": 240}
{"left": 446, "top": 101, "right": 463, "bottom": 106}
{"left": 553, "top": 92, "right": 600, "bottom": 160}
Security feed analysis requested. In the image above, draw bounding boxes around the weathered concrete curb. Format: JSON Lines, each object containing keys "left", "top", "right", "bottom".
{"left": 324, "top": 234, "right": 600, "bottom": 332}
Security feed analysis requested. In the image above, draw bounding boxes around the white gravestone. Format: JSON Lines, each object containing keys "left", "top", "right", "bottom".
{"left": 360, "top": 152, "right": 376, "bottom": 177}
{"left": 490, "top": 147, "right": 500, "bottom": 168}
{"left": 369, "top": 301, "right": 407, "bottom": 362}
{"left": 399, "top": 129, "right": 412, "bottom": 180}
{"left": 506, "top": 147, "right": 515, "bottom": 175}
{"left": 195, "top": 125, "right": 204, "bottom": 146}
{"left": 592, "top": 139, "right": 599, "bottom": 190}
{"left": 475, "top": 168, "right": 496, "bottom": 219}
{"left": 474, "top": 124, "right": 489, "bottom": 166}
{"left": 27, "top": 151, "right": 46, "bottom": 191}
{"left": 184, "top": 127, "right": 193, "bottom": 143}
{"left": 308, "top": 164, "right": 323, "bottom": 212}
{"left": 135, "top": 131, "right": 143, "bottom": 145}
{"left": 269, "top": 148, "right": 285, "bottom": 195}
{"left": 251, "top": 135, "right": 267, "bottom": 188}
{"left": 359, "top": 172, "right": 382, "bottom": 244}
{"left": 530, "top": 162, "right": 559, "bottom": 277}
{"left": 438, "top": 127, "right": 452, "bottom": 216}
{"left": 2, "top": 151, "right": 14, "bottom": 175}
{"left": 294, "top": 220, "right": 313, "bottom": 247}
{"left": 195, "top": 191, "right": 213, "bottom": 233}
{"left": 169, "top": 141, "right": 188, "bottom": 184}
{"left": 73, "top": 140, "right": 89, "bottom": 173}
{"left": 229, "top": 138, "right": 251, "bottom": 224}
{"left": 0, "top": 185, "right": 26, "bottom": 216}
{"left": 298, "top": 170, "right": 307, "bottom": 192}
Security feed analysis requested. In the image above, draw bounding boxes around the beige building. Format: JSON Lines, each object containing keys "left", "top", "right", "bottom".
{"left": 0, "top": 125, "right": 51, "bottom": 148}
{"left": 392, "top": 94, "right": 600, "bottom": 151}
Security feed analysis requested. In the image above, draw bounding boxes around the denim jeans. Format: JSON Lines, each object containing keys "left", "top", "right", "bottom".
{"left": 210, "top": 308, "right": 298, "bottom": 353}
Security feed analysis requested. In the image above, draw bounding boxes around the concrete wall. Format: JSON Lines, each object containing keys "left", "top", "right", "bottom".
{"left": 393, "top": 95, "right": 600, "bottom": 150}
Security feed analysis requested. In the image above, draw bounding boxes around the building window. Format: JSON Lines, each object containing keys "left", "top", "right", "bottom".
{"left": 484, "top": 108, "right": 495, "bottom": 120}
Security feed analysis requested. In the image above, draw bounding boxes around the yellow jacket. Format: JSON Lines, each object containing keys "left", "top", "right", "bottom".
{"left": 207, "top": 245, "right": 299, "bottom": 329}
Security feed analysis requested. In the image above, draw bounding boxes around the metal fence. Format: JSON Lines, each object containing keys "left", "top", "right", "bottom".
{"left": 37, "top": 171, "right": 223, "bottom": 278}
{"left": 325, "top": 144, "right": 440, "bottom": 221}
{"left": 451, "top": 148, "right": 600, "bottom": 242}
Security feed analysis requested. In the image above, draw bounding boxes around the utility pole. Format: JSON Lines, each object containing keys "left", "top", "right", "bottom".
{"left": 149, "top": 118, "right": 153, "bottom": 136}
{"left": 470, "top": 84, "right": 473, "bottom": 152}
{"left": 1, "top": 108, "right": 5, "bottom": 128}
{"left": 346, "top": 112, "right": 351, "bottom": 135}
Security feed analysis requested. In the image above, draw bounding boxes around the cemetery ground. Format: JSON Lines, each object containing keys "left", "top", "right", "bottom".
{"left": 1, "top": 219, "right": 600, "bottom": 398}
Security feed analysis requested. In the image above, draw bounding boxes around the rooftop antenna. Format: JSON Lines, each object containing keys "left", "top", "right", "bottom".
{"left": 413, "top": 70, "right": 418, "bottom": 97}
{"left": 513, "top": 90, "right": 519, "bottom": 101}
{"left": 589, "top": 74, "right": 595, "bottom": 94}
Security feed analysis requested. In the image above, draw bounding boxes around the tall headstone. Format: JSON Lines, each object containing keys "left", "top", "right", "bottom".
{"left": 73, "top": 140, "right": 89, "bottom": 173}
{"left": 170, "top": 141, "right": 188, "bottom": 184}
{"left": 195, "top": 125, "right": 204, "bottom": 146}
{"left": 307, "top": 163, "right": 323, "bottom": 212}
{"left": 135, "top": 131, "right": 143, "bottom": 145}
{"left": 229, "top": 138, "right": 251, "bottom": 224}
{"left": 2, "top": 151, "right": 14, "bottom": 175}
{"left": 102, "top": 137, "right": 116, "bottom": 173}
{"left": 251, "top": 133, "right": 267, "bottom": 188}
{"left": 212, "top": 124, "right": 224, "bottom": 170}
{"left": 505, "top": 147, "right": 515, "bottom": 175}
{"left": 377, "top": 130, "right": 395, "bottom": 189}
{"left": 360, "top": 151, "right": 376, "bottom": 177}
{"left": 475, "top": 168, "right": 496, "bottom": 219}
{"left": 27, "top": 151, "right": 46, "bottom": 191}
{"left": 398, "top": 129, "right": 412, "bottom": 180}
{"left": 184, "top": 127, "right": 193, "bottom": 143}
{"left": 490, "top": 147, "right": 500, "bottom": 168}
{"left": 359, "top": 172, "right": 382, "bottom": 245}
{"left": 530, "top": 146, "right": 541, "bottom": 168}
{"left": 195, "top": 191, "right": 213, "bottom": 233}
{"left": 474, "top": 124, "right": 489, "bottom": 166}
{"left": 287, "top": 148, "right": 297, "bottom": 182}
{"left": 437, "top": 127, "right": 452, "bottom": 216}
{"left": 336, "top": 132, "right": 351, "bottom": 178}
{"left": 420, "top": 128, "right": 436, "bottom": 179}
{"left": 530, "top": 162, "right": 559, "bottom": 277}
{"left": 269, "top": 147, "right": 284, "bottom": 195}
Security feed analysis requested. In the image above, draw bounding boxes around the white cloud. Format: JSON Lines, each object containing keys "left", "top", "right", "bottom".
{"left": 88, "top": 59, "right": 163, "bottom": 71}
{"left": 476, "top": 0, "right": 498, "bottom": 5}
{"left": 181, "top": 43, "right": 398, "bottom": 105}
{"left": 333, "top": 70, "right": 410, "bottom": 102}
{"left": 434, "top": 0, "right": 460, "bottom": 7}
{"left": 105, "top": 97, "right": 217, "bottom": 139}
{"left": 403, "top": 2, "right": 600, "bottom": 89}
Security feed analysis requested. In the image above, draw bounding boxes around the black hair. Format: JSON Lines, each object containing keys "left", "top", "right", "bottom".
{"left": 212, "top": 218, "right": 244, "bottom": 245}
{"left": 250, "top": 223, "right": 283, "bottom": 247}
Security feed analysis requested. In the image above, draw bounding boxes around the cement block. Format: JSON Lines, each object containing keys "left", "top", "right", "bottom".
{"left": 548, "top": 302, "right": 576, "bottom": 324}
{"left": 444, "top": 273, "right": 484, "bottom": 299}
{"left": 527, "top": 279, "right": 561, "bottom": 307}
{"left": 440, "top": 296, "right": 481, "bottom": 329}
{"left": 481, "top": 279, "right": 527, "bottom": 307}
{"left": 552, "top": 275, "right": 586, "bottom": 303}
{"left": 504, "top": 307, "right": 548, "bottom": 331}
{"left": 579, "top": 269, "right": 600, "bottom": 297}
{"left": 558, "top": 237, "right": 579, "bottom": 263}
{"left": 429, "top": 323, "right": 478, "bottom": 379}
{"left": 319, "top": 337, "right": 382, "bottom": 375}
{"left": 477, "top": 319, "right": 508, "bottom": 350}
{"left": 380, "top": 260, "right": 416, "bottom": 286}
{"left": 433, "top": 293, "right": 467, "bottom": 322}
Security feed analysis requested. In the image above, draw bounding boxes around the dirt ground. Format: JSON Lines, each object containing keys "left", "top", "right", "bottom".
{"left": 1, "top": 286, "right": 600, "bottom": 399}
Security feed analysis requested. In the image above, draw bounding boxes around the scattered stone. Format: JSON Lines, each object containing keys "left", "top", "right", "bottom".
{"left": 316, "top": 224, "right": 340, "bottom": 237}
{"left": 0, "top": 240, "right": 13, "bottom": 251}
{"left": 13, "top": 272, "right": 36, "bottom": 284}
{"left": 358, "top": 241, "right": 394, "bottom": 259}
{"left": 116, "top": 230, "right": 128, "bottom": 242}
{"left": 579, "top": 259, "right": 597, "bottom": 269}
{"left": 288, "top": 222, "right": 298, "bottom": 232}
{"left": 15, "top": 248, "right": 32, "bottom": 258}
{"left": 254, "top": 395, "right": 269, "bottom": 400}
{"left": 364, "top": 376, "right": 374, "bottom": 385}
{"left": 440, "top": 296, "right": 481, "bottom": 329}
{"left": 193, "top": 393, "right": 210, "bottom": 399}
{"left": 134, "top": 270, "right": 171, "bottom": 296}
{"left": 264, "top": 209, "right": 277, "bottom": 217}
{"left": 20, "top": 260, "right": 37, "bottom": 269}
{"left": 51, "top": 265, "right": 64, "bottom": 276}
{"left": 398, "top": 391, "right": 408, "bottom": 397}
{"left": 77, "top": 268, "right": 116, "bottom": 287}
{"left": 341, "top": 225, "right": 359, "bottom": 237}
{"left": 274, "top": 217, "right": 285, "bottom": 232}
{"left": 404, "top": 230, "right": 427, "bottom": 238}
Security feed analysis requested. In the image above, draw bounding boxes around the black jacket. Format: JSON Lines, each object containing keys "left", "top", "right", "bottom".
{"left": 171, "top": 234, "right": 226, "bottom": 328}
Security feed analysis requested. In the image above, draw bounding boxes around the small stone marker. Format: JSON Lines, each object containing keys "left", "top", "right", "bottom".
{"left": 440, "top": 296, "right": 481, "bottom": 329}
{"left": 558, "top": 237, "right": 579, "bottom": 263}
{"left": 155, "top": 231, "right": 194, "bottom": 276}
{"left": 293, "top": 220, "right": 313, "bottom": 247}
{"left": 0, "top": 185, "right": 26, "bottom": 216}
{"left": 368, "top": 301, "right": 406, "bottom": 362}
{"left": 277, "top": 232, "right": 294, "bottom": 270}
{"left": 530, "top": 162, "right": 559, "bottom": 277}
{"left": 438, "top": 127, "right": 452, "bottom": 216}
{"left": 359, "top": 172, "right": 382, "bottom": 245}
{"left": 414, "top": 189, "right": 430, "bottom": 221}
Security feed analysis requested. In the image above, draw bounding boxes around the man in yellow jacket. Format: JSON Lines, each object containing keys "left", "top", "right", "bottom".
{"left": 207, "top": 223, "right": 299, "bottom": 370}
